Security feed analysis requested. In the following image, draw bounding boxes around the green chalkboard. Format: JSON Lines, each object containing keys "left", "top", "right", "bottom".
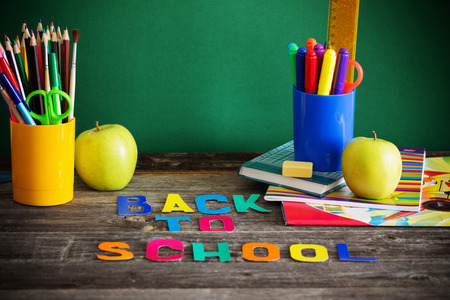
{"left": 1, "top": 0, "right": 449, "bottom": 155}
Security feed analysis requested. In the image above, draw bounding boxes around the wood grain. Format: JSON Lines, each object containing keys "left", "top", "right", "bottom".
{"left": 1, "top": 153, "right": 450, "bottom": 299}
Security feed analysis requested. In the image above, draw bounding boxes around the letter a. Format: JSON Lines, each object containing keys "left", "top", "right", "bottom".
{"left": 162, "top": 194, "right": 194, "bottom": 213}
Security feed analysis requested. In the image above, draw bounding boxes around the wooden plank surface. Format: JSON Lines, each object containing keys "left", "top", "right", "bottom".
{"left": 1, "top": 152, "right": 450, "bottom": 299}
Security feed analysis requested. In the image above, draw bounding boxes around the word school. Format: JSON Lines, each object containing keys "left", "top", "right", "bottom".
{"left": 97, "top": 241, "right": 377, "bottom": 262}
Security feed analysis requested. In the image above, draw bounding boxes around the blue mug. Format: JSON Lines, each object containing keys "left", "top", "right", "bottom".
{"left": 293, "top": 87, "right": 355, "bottom": 172}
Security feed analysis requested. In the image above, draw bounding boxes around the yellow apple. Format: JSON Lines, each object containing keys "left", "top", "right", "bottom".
{"left": 75, "top": 121, "right": 138, "bottom": 191}
{"left": 341, "top": 131, "right": 402, "bottom": 199}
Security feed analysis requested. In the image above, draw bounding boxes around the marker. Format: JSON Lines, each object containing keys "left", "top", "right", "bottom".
{"left": 0, "top": 72, "right": 35, "bottom": 125}
{"left": 314, "top": 44, "right": 325, "bottom": 84}
{"left": 288, "top": 43, "right": 299, "bottom": 87}
{"left": 295, "top": 47, "right": 307, "bottom": 92}
{"left": 306, "top": 38, "right": 317, "bottom": 51}
{"left": 331, "top": 48, "right": 349, "bottom": 95}
{"left": 0, "top": 50, "right": 21, "bottom": 93}
{"left": 317, "top": 49, "right": 336, "bottom": 95}
{"left": 0, "top": 82, "right": 25, "bottom": 124}
{"left": 304, "top": 50, "right": 317, "bottom": 94}
{"left": 49, "top": 53, "right": 62, "bottom": 114}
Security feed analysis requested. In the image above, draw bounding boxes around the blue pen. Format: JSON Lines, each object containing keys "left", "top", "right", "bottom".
{"left": 0, "top": 73, "right": 36, "bottom": 125}
{"left": 296, "top": 47, "right": 307, "bottom": 92}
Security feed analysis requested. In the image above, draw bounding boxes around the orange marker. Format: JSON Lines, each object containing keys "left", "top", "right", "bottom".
{"left": 306, "top": 38, "right": 317, "bottom": 51}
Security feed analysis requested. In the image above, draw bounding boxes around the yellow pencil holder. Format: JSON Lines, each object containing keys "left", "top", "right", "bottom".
{"left": 10, "top": 118, "right": 76, "bottom": 206}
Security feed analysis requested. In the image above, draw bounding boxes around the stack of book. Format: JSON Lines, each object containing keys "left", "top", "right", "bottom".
{"left": 238, "top": 141, "right": 345, "bottom": 197}
{"left": 239, "top": 141, "right": 450, "bottom": 227}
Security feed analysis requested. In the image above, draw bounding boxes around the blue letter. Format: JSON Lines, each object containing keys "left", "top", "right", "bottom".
{"left": 117, "top": 195, "right": 152, "bottom": 215}
{"left": 195, "top": 194, "right": 230, "bottom": 214}
{"left": 155, "top": 216, "right": 191, "bottom": 231}
{"left": 337, "top": 243, "right": 377, "bottom": 262}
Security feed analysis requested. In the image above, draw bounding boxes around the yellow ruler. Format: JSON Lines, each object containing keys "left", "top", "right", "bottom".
{"left": 327, "top": 0, "right": 360, "bottom": 82}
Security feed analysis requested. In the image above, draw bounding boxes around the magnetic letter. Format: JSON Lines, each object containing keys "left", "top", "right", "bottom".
{"left": 337, "top": 243, "right": 377, "bottom": 262}
{"left": 195, "top": 194, "right": 230, "bottom": 214}
{"left": 199, "top": 216, "right": 235, "bottom": 232}
{"left": 242, "top": 243, "right": 280, "bottom": 262}
{"left": 290, "top": 244, "right": 329, "bottom": 262}
{"left": 97, "top": 242, "right": 134, "bottom": 261}
{"left": 146, "top": 239, "right": 184, "bottom": 261}
{"left": 192, "top": 242, "right": 231, "bottom": 262}
{"left": 117, "top": 195, "right": 152, "bottom": 215}
{"left": 233, "top": 194, "right": 271, "bottom": 213}
{"left": 155, "top": 216, "right": 191, "bottom": 231}
{"left": 162, "top": 194, "right": 194, "bottom": 213}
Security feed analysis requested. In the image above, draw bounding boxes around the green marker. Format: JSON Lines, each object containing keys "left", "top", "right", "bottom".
{"left": 49, "top": 53, "right": 62, "bottom": 114}
{"left": 288, "top": 43, "right": 299, "bottom": 87}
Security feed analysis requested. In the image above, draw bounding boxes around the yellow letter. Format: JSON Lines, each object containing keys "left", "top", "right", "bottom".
{"left": 162, "top": 194, "right": 194, "bottom": 213}
{"left": 290, "top": 244, "right": 329, "bottom": 262}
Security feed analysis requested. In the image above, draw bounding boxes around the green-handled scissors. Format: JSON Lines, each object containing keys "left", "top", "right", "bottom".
{"left": 26, "top": 88, "right": 72, "bottom": 125}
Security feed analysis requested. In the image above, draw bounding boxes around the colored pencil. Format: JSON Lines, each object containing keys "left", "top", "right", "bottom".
{"left": 0, "top": 48, "right": 20, "bottom": 92}
{"left": 68, "top": 29, "right": 79, "bottom": 120}
{"left": 36, "top": 32, "right": 44, "bottom": 86}
{"left": 5, "top": 39, "right": 26, "bottom": 98}
{"left": 61, "top": 28, "right": 70, "bottom": 94}
{"left": 57, "top": 26, "right": 62, "bottom": 75}
{"left": 61, "top": 28, "right": 70, "bottom": 121}
{"left": 50, "top": 31, "right": 59, "bottom": 72}
{"left": 4, "top": 37, "right": 16, "bottom": 79}
{"left": 20, "top": 32, "right": 28, "bottom": 79}
{"left": 49, "top": 22, "right": 54, "bottom": 36}
{"left": 0, "top": 82, "right": 25, "bottom": 124}
{"left": 37, "top": 19, "right": 44, "bottom": 40}
{"left": 13, "top": 42, "right": 30, "bottom": 96}
{"left": 29, "top": 31, "right": 45, "bottom": 115}
{"left": 0, "top": 42, "right": 8, "bottom": 65}
{"left": 20, "top": 20, "right": 27, "bottom": 40}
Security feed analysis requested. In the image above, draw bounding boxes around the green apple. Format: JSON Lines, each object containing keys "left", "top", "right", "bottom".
{"left": 75, "top": 121, "right": 138, "bottom": 191}
{"left": 341, "top": 131, "right": 402, "bottom": 199}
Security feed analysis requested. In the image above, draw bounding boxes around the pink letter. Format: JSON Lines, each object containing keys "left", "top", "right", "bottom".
{"left": 146, "top": 239, "right": 184, "bottom": 261}
{"left": 199, "top": 216, "right": 235, "bottom": 232}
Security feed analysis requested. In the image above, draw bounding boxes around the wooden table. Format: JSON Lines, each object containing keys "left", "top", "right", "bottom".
{"left": 1, "top": 152, "right": 449, "bottom": 299}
